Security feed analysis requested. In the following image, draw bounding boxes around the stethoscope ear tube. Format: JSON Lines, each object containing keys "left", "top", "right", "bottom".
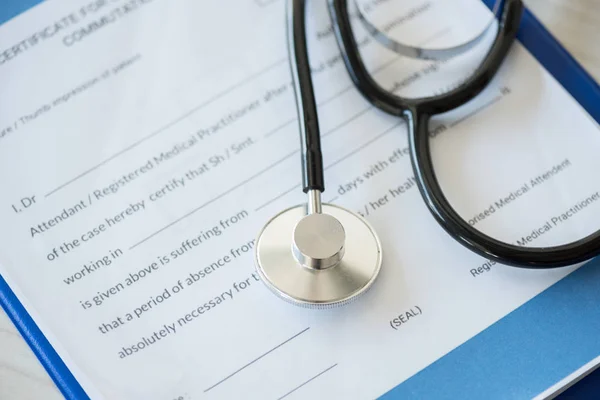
{"left": 328, "top": 0, "right": 411, "bottom": 117}
{"left": 288, "top": 0, "right": 325, "bottom": 193}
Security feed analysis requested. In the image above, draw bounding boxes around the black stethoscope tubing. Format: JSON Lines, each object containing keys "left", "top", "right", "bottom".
{"left": 291, "top": 0, "right": 600, "bottom": 269}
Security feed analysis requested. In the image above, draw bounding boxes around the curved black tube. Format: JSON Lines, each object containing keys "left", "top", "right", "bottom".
{"left": 414, "top": 0, "right": 523, "bottom": 115}
{"left": 329, "top": 0, "right": 600, "bottom": 268}
{"left": 328, "top": 0, "right": 524, "bottom": 116}
{"left": 408, "top": 110, "right": 600, "bottom": 268}
{"left": 328, "top": 0, "right": 409, "bottom": 117}
{"left": 288, "top": 0, "right": 325, "bottom": 192}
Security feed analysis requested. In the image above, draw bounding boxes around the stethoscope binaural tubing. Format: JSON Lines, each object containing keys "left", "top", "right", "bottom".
{"left": 326, "top": 0, "right": 600, "bottom": 269}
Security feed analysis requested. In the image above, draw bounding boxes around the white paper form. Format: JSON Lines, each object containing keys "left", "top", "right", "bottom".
{"left": 1, "top": 0, "right": 600, "bottom": 398}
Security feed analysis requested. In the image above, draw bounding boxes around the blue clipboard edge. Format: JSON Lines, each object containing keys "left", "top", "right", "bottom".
{"left": 0, "top": 0, "right": 44, "bottom": 26}
{"left": 0, "top": 3, "right": 599, "bottom": 400}
{"left": 516, "top": 7, "right": 600, "bottom": 124}
{"left": 0, "top": 275, "right": 89, "bottom": 399}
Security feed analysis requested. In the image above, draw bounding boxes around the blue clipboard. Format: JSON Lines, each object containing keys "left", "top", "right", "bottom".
{"left": 1, "top": 1, "right": 599, "bottom": 399}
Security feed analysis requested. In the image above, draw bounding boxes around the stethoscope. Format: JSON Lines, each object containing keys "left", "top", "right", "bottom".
{"left": 254, "top": 0, "right": 600, "bottom": 308}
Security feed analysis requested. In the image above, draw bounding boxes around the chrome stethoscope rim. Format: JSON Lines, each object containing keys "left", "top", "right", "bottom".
{"left": 254, "top": 203, "right": 382, "bottom": 309}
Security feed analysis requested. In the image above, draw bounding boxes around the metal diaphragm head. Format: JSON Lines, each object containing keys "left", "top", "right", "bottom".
{"left": 255, "top": 204, "right": 382, "bottom": 309}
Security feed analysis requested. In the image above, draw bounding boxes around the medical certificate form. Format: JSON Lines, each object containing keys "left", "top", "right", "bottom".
{"left": 1, "top": 0, "right": 600, "bottom": 398}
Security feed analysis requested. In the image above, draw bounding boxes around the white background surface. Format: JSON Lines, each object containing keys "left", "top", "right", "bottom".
{"left": 1, "top": 0, "right": 599, "bottom": 398}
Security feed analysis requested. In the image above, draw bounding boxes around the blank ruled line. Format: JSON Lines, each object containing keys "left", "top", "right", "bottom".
{"left": 45, "top": 58, "right": 287, "bottom": 198}
{"left": 255, "top": 184, "right": 300, "bottom": 212}
{"left": 419, "top": 27, "right": 452, "bottom": 48}
{"left": 317, "top": 84, "right": 356, "bottom": 107}
{"left": 264, "top": 118, "right": 297, "bottom": 138}
{"left": 254, "top": 185, "right": 297, "bottom": 212}
{"left": 324, "top": 121, "right": 402, "bottom": 171}
{"left": 322, "top": 106, "right": 372, "bottom": 138}
{"left": 254, "top": 0, "right": 279, "bottom": 6}
{"left": 372, "top": 55, "right": 402, "bottom": 75}
{"left": 449, "top": 95, "right": 503, "bottom": 128}
{"left": 129, "top": 149, "right": 298, "bottom": 250}
{"left": 277, "top": 363, "right": 338, "bottom": 400}
{"left": 203, "top": 327, "right": 310, "bottom": 393}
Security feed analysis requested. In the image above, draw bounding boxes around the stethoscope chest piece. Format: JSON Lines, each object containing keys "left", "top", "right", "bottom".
{"left": 255, "top": 203, "right": 382, "bottom": 308}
